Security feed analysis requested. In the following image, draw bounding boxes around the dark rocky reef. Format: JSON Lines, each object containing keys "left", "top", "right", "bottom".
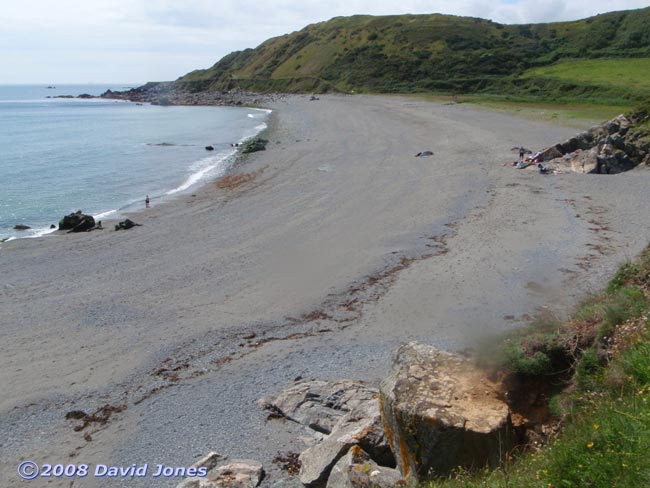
{"left": 100, "top": 82, "right": 284, "bottom": 108}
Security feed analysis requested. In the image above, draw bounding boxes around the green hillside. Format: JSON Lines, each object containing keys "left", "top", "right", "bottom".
{"left": 176, "top": 7, "right": 650, "bottom": 102}
{"left": 520, "top": 58, "right": 650, "bottom": 99}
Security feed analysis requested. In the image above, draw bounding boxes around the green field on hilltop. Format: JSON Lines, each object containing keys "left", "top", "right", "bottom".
{"left": 404, "top": 93, "right": 633, "bottom": 126}
{"left": 522, "top": 58, "right": 650, "bottom": 93}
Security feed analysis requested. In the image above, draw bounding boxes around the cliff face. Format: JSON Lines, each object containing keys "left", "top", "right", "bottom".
{"left": 172, "top": 7, "right": 650, "bottom": 98}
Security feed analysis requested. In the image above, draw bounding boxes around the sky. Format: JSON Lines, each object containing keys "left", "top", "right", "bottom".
{"left": 2, "top": 0, "right": 649, "bottom": 84}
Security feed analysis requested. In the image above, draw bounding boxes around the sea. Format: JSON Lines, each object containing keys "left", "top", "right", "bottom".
{"left": 0, "top": 84, "right": 270, "bottom": 241}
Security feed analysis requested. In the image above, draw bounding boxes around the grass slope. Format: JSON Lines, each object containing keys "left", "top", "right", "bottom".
{"left": 176, "top": 7, "right": 650, "bottom": 102}
{"left": 429, "top": 246, "right": 650, "bottom": 487}
{"left": 521, "top": 58, "right": 650, "bottom": 101}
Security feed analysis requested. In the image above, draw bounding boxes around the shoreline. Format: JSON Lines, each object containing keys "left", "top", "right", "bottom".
{"left": 0, "top": 105, "right": 275, "bottom": 244}
{"left": 2, "top": 94, "right": 650, "bottom": 487}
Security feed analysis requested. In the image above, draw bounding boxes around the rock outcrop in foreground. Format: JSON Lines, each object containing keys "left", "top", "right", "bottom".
{"left": 259, "top": 379, "right": 394, "bottom": 486}
{"left": 380, "top": 342, "right": 513, "bottom": 484}
{"left": 177, "top": 343, "right": 518, "bottom": 487}
{"left": 541, "top": 105, "right": 650, "bottom": 174}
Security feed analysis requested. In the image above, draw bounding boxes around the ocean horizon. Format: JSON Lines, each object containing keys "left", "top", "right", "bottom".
{"left": 0, "top": 84, "right": 269, "bottom": 241}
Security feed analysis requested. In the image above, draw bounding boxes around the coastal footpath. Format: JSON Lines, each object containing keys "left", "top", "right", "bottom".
{"left": 1, "top": 95, "right": 650, "bottom": 487}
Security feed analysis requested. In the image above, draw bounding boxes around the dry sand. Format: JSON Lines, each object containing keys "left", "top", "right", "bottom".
{"left": 1, "top": 95, "right": 649, "bottom": 487}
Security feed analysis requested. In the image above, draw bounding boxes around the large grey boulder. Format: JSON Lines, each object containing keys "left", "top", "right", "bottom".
{"left": 380, "top": 342, "right": 513, "bottom": 484}
{"left": 326, "top": 446, "right": 404, "bottom": 488}
{"left": 259, "top": 379, "right": 380, "bottom": 435}
{"left": 549, "top": 147, "right": 599, "bottom": 174}
{"left": 298, "top": 399, "right": 392, "bottom": 486}
{"left": 260, "top": 379, "right": 394, "bottom": 486}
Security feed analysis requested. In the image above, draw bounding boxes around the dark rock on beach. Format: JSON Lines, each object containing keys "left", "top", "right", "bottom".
{"left": 59, "top": 211, "right": 95, "bottom": 232}
{"left": 13, "top": 224, "right": 31, "bottom": 231}
{"left": 114, "top": 219, "right": 141, "bottom": 231}
{"left": 242, "top": 138, "right": 268, "bottom": 154}
{"left": 205, "top": 145, "right": 215, "bottom": 151}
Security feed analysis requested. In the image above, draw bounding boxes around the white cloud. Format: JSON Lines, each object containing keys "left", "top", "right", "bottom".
{"left": 1, "top": 0, "right": 648, "bottom": 83}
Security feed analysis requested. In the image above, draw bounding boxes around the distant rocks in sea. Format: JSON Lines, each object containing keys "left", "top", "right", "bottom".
{"left": 49, "top": 81, "right": 284, "bottom": 108}
{"left": 13, "top": 224, "right": 31, "bottom": 231}
{"left": 100, "top": 82, "right": 283, "bottom": 108}
{"left": 47, "top": 94, "right": 94, "bottom": 100}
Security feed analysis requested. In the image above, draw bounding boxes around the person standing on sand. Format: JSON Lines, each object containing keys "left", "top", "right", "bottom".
{"left": 145, "top": 195, "right": 150, "bottom": 208}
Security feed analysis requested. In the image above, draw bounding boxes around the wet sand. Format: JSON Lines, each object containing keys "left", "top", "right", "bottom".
{"left": 1, "top": 95, "right": 649, "bottom": 487}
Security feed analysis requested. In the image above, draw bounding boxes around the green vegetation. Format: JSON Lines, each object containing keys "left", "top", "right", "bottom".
{"left": 403, "top": 93, "right": 633, "bottom": 126}
{"left": 520, "top": 58, "right": 650, "bottom": 102}
{"left": 175, "top": 7, "right": 650, "bottom": 103}
{"left": 522, "top": 58, "right": 650, "bottom": 92}
{"left": 429, "top": 247, "right": 650, "bottom": 487}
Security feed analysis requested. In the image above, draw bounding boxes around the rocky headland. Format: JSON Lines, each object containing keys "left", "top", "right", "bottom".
{"left": 99, "top": 82, "right": 286, "bottom": 107}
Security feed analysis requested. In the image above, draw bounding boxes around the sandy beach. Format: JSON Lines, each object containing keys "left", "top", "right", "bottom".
{"left": 2, "top": 95, "right": 650, "bottom": 487}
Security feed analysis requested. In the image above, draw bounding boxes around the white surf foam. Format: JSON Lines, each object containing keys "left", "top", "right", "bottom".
{"left": 4, "top": 225, "right": 58, "bottom": 242}
{"left": 94, "top": 209, "right": 117, "bottom": 219}
{"left": 166, "top": 149, "right": 237, "bottom": 195}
